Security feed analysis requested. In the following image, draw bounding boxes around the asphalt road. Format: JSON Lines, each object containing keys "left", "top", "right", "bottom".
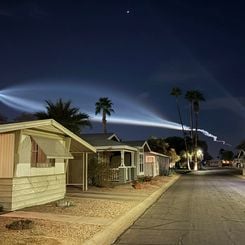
{"left": 114, "top": 169, "right": 245, "bottom": 245}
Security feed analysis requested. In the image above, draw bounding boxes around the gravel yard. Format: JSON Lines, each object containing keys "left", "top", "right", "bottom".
{"left": 22, "top": 198, "right": 138, "bottom": 218}
{"left": 0, "top": 217, "right": 101, "bottom": 245}
{"left": 0, "top": 175, "right": 176, "bottom": 245}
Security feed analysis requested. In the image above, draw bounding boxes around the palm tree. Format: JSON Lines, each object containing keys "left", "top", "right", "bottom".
{"left": 35, "top": 98, "right": 91, "bottom": 135}
{"left": 95, "top": 97, "right": 114, "bottom": 134}
{"left": 170, "top": 87, "right": 190, "bottom": 170}
{"left": 185, "top": 90, "right": 205, "bottom": 170}
{"left": 185, "top": 90, "right": 196, "bottom": 142}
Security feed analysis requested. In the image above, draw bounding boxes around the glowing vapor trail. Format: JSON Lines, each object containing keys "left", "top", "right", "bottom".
{"left": 0, "top": 82, "right": 230, "bottom": 145}
{"left": 198, "top": 129, "right": 232, "bottom": 146}
{"left": 93, "top": 116, "right": 190, "bottom": 131}
{"left": 0, "top": 93, "right": 43, "bottom": 112}
{"left": 93, "top": 116, "right": 230, "bottom": 145}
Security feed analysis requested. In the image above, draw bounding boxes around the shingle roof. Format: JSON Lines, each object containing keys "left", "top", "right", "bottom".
{"left": 124, "top": 140, "right": 147, "bottom": 147}
{"left": 80, "top": 133, "right": 137, "bottom": 150}
{"left": 0, "top": 119, "right": 96, "bottom": 153}
{"left": 82, "top": 138, "right": 125, "bottom": 147}
{"left": 81, "top": 133, "right": 116, "bottom": 141}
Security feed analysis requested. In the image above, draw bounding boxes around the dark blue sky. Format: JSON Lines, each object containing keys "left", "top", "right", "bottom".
{"left": 0, "top": 0, "right": 244, "bottom": 157}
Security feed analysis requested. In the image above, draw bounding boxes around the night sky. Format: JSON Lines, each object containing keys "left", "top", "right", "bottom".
{"left": 0, "top": 0, "right": 244, "bottom": 157}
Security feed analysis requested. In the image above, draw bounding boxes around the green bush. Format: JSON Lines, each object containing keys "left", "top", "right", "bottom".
{"left": 88, "top": 154, "right": 111, "bottom": 187}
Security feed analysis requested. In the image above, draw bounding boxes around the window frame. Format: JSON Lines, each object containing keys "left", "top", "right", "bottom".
{"left": 30, "top": 138, "right": 55, "bottom": 168}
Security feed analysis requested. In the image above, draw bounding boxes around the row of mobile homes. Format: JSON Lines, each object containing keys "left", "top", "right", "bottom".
{"left": 0, "top": 119, "right": 95, "bottom": 211}
{"left": 82, "top": 135, "right": 171, "bottom": 182}
{"left": 0, "top": 120, "right": 171, "bottom": 211}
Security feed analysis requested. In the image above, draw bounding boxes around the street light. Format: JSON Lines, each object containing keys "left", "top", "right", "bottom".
{"left": 197, "top": 149, "right": 203, "bottom": 160}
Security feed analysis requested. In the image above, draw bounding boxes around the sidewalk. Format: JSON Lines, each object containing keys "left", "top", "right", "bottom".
{"left": 1, "top": 174, "right": 180, "bottom": 245}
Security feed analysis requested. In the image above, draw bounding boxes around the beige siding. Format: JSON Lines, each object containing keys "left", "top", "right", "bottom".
{"left": 0, "top": 133, "right": 15, "bottom": 178}
{"left": 11, "top": 174, "right": 65, "bottom": 211}
{"left": 0, "top": 178, "right": 13, "bottom": 210}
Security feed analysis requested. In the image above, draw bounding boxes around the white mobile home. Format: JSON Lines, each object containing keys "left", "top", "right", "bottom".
{"left": 0, "top": 119, "right": 95, "bottom": 211}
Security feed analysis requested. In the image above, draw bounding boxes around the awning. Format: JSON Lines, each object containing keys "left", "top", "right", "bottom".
{"left": 32, "top": 136, "right": 74, "bottom": 159}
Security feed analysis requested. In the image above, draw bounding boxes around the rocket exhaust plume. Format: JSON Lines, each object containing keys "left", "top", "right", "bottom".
{"left": 0, "top": 82, "right": 230, "bottom": 145}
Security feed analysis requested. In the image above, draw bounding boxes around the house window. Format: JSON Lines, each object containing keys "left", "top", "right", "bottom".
{"left": 31, "top": 138, "right": 55, "bottom": 168}
{"left": 139, "top": 154, "right": 144, "bottom": 173}
{"left": 146, "top": 156, "right": 155, "bottom": 163}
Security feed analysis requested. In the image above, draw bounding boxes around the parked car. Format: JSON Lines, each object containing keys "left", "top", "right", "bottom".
{"left": 221, "top": 160, "right": 232, "bottom": 167}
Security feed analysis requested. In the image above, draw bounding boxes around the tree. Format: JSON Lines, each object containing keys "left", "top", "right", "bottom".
{"left": 148, "top": 137, "right": 169, "bottom": 155}
{"left": 35, "top": 98, "right": 91, "bottom": 135}
{"left": 165, "top": 136, "right": 211, "bottom": 167}
{"left": 170, "top": 87, "right": 190, "bottom": 170}
{"left": 14, "top": 112, "right": 36, "bottom": 122}
{"left": 185, "top": 91, "right": 196, "bottom": 142}
{"left": 95, "top": 97, "right": 114, "bottom": 134}
{"left": 165, "top": 136, "right": 185, "bottom": 155}
{"left": 219, "top": 149, "right": 234, "bottom": 161}
{"left": 185, "top": 90, "right": 205, "bottom": 170}
{"left": 236, "top": 140, "right": 245, "bottom": 150}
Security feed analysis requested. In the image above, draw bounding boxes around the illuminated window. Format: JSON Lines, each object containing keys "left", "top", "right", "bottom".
{"left": 146, "top": 156, "right": 155, "bottom": 163}
{"left": 31, "top": 138, "right": 55, "bottom": 168}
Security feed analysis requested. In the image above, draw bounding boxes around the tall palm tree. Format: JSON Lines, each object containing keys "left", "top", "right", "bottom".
{"left": 35, "top": 98, "right": 91, "bottom": 135}
{"left": 185, "top": 90, "right": 196, "bottom": 142}
{"left": 170, "top": 87, "right": 191, "bottom": 170}
{"left": 95, "top": 97, "right": 114, "bottom": 134}
{"left": 186, "top": 90, "right": 205, "bottom": 170}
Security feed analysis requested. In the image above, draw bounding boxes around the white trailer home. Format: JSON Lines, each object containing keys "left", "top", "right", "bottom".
{"left": 0, "top": 119, "right": 95, "bottom": 211}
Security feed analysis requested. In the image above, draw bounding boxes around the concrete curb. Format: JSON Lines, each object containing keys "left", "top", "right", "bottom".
{"left": 83, "top": 174, "right": 181, "bottom": 245}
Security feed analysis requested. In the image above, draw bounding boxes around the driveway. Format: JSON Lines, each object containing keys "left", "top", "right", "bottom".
{"left": 114, "top": 169, "right": 245, "bottom": 245}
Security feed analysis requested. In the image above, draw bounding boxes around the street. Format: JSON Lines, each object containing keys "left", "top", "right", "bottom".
{"left": 114, "top": 169, "right": 245, "bottom": 245}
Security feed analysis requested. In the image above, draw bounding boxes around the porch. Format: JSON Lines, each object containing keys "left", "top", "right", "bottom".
{"left": 98, "top": 149, "right": 137, "bottom": 183}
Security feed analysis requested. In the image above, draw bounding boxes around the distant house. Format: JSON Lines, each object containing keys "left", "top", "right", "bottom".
{"left": 0, "top": 119, "right": 96, "bottom": 211}
{"left": 144, "top": 151, "right": 170, "bottom": 177}
{"left": 124, "top": 141, "right": 170, "bottom": 177}
{"left": 80, "top": 133, "right": 138, "bottom": 183}
{"left": 123, "top": 140, "right": 151, "bottom": 176}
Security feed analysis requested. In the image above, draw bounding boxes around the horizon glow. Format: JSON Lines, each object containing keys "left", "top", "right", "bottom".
{"left": 0, "top": 81, "right": 231, "bottom": 146}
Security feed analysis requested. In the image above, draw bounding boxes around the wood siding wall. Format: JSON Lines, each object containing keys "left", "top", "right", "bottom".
{"left": 11, "top": 174, "right": 66, "bottom": 211}
{"left": 0, "top": 178, "right": 13, "bottom": 210}
{"left": 0, "top": 133, "right": 15, "bottom": 178}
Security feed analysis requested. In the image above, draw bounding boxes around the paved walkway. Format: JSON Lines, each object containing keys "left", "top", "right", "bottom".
{"left": 67, "top": 190, "right": 149, "bottom": 201}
